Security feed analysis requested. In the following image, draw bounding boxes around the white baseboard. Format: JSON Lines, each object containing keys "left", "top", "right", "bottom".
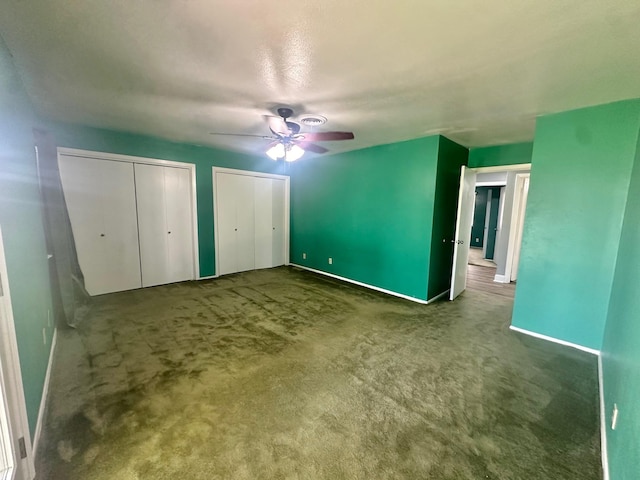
{"left": 32, "top": 327, "right": 57, "bottom": 458}
{"left": 598, "top": 355, "right": 610, "bottom": 480}
{"left": 508, "top": 325, "right": 600, "bottom": 356}
{"left": 494, "top": 274, "right": 509, "bottom": 283}
{"left": 427, "top": 289, "right": 450, "bottom": 304}
{"left": 510, "top": 325, "right": 608, "bottom": 478}
{"left": 197, "top": 275, "right": 218, "bottom": 280}
{"left": 290, "top": 264, "right": 434, "bottom": 304}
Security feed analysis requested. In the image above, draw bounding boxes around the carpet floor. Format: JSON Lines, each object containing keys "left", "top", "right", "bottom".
{"left": 36, "top": 267, "right": 601, "bottom": 479}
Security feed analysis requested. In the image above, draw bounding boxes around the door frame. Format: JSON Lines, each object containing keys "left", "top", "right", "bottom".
{"left": 0, "top": 225, "right": 36, "bottom": 480}
{"left": 505, "top": 173, "right": 531, "bottom": 282}
{"left": 212, "top": 167, "right": 290, "bottom": 278}
{"left": 450, "top": 163, "right": 531, "bottom": 299}
{"left": 57, "top": 148, "right": 200, "bottom": 280}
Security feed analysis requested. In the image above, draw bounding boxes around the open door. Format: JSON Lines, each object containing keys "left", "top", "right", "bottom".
{"left": 0, "top": 226, "right": 35, "bottom": 480}
{"left": 450, "top": 166, "right": 477, "bottom": 300}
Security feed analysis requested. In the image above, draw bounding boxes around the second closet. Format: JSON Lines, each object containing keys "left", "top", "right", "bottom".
{"left": 214, "top": 169, "right": 288, "bottom": 276}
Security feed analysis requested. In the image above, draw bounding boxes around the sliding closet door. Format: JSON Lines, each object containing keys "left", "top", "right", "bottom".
{"left": 254, "top": 177, "right": 274, "bottom": 270}
{"left": 271, "top": 179, "right": 286, "bottom": 267}
{"left": 58, "top": 155, "right": 141, "bottom": 295}
{"left": 215, "top": 170, "right": 287, "bottom": 276}
{"left": 136, "top": 164, "right": 194, "bottom": 287}
{"left": 234, "top": 175, "right": 255, "bottom": 272}
{"left": 164, "top": 166, "right": 194, "bottom": 282}
{"left": 216, "top": 173, "right": 256, "bottom": 275}
{"left": 254, "top": 177, "right": 286, "bottom": 269}
{"left": 135, "top": 163, "right": 170, "bottom": 287}
{"left": 216, "top": 173, "right": 239, "bottom": 276}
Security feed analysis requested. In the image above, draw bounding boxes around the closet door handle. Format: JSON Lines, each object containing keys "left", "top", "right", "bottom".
{"left": 100, "top": 233, "right": 105, "bottom": 237}
{"left": 168, "top": 231, "right": 171, "bottom": 234}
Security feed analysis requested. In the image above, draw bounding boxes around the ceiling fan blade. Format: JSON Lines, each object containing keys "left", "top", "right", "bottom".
{"left": 301, "top": 131, "right": 354, "bottom": 142}
{"left": 295, "top": 141, "right": 329, "bottom": 154}
{"left": 267, "top": 116, "right": 290, "bottom": 136}
{"left": 210, "top": 132, "right": 273, "bottom": 139}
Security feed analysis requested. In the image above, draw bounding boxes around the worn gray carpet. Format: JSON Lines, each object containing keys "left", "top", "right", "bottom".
{"left": 36, "top": 267, "right": 601, "bottom": 479}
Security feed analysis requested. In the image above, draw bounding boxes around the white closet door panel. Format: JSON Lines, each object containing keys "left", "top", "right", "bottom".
{"left": 254, "top": 177, "right": 273, "bottom": 269}
{"left": 164, "top": 166, "right": 194, "bottom": 282}
{"left": 271, "top": 179, "right": 286, "bottom": 267}
{"left": 59, "top": 156, "right": 141, "bottom": 295}
{"left": 99, "top": 160, "right": 141, "bottom": 294}
{"left": 58, "top": 155, "right": 107, "bottom": 295}
{"left": 216, "top": 173, "right": 239, "bottom": 275}
{"left": 135, "top": 163, "right": 170, "bottom": 287}
{"left": 235, "top": 175, "right": 256, "bottom": 273}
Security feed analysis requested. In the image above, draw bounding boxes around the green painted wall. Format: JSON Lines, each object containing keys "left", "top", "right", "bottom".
{"left": 468, "top": 142, "right": 533, "bottom": 168}
{"left": 48, "top": 123, "right": 281, "bottom": 277}
{"left": 427, "top": 137, "right": 468, "bottom": 299}
{"left": 290, "top": 136, "right": 441, "bottom": 301}
{"left": 512, "top": 100, "right": 640, "bottom": 350}
{"left": 0, "top": 38, "right": 54, "bottom": 436}
{"left": 601, "top": 130, "right": 640, "bottom": 480}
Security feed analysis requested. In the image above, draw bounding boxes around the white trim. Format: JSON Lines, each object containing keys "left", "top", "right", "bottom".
{"left": 470, "top": 163, "right": 531, "bottom": 173}
{"left": 212, "top": 166, "right": 290, "bottom": 181}
{"left": 0, "top": 226, "right": 36, "bottom": 480}
{"left": 504, "top": 173, "right": 530, "bottom": 284}
{"left": 427, "top": 289, "right": 450, "bottom": 304}
{"left": 32, "top": 328, "right": 57, "bottom": 459}
{"left": 58, "top": 147, "right": 191, "bottom": 169}
{"left": 196, "top": 275, "right": 218, "bottom": 281}
{"left": 508, "top": 325, "right": 600, "bottom": 355}
{"left": 212, "top": 167, "right": 290, "bottom": 277}
{"left": 56, "top": 147, "right": 201, "bottom": 280}
{"left": 598, "top": 355, "right": 610, "bottom": 480}
{"left": 291, "top": 264, "right": 443, "bottom": 304}
{"left": 475, "top": 181, "right": 507, "bottom": 187}
{"left": 493, "top": 274, "right": 509, "bottom": 283}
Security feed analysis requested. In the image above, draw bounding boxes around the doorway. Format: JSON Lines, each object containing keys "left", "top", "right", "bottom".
{"left": 450, "top": 164, "right": 531, "bottom": 300}
{"left": 0, "top": 226, "right": 36, "bottom": 480}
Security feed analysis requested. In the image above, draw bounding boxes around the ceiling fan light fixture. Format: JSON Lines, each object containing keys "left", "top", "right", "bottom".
{"left": 285, "top": 144, "right": 305, "bottom": 162}
{"left": 266, "top": 142, "right": 285, "bottom": 160}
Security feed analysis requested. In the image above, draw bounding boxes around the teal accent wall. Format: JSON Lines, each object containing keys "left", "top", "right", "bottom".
{"left": 468, "top": 142, "right": 533, "bottom": 168}
{"left": 511, "top": 100, "right": 640, "bottom": 350}
{"left": 49, "top": 123, "right": 281, "bottom": 277}
{"left": 601, "top": 131, "right": 640, "bottom": 480}
{"left": 290, "top": 135, "right": 467, "bottom": 302}
{"left": 427, "top": 137, "right": 469, "bottom": 299}
{"left": 0, "top": 38, "right": 54, "bottom": 436}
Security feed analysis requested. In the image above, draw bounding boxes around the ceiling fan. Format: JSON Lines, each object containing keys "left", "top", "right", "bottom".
{"left": 210, "top": 107, "right": 355, "bottom": 162}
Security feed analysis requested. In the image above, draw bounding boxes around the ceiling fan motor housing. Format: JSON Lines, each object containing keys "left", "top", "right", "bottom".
{"left": 277, "top": 107, "right": 294, "bottom": 119}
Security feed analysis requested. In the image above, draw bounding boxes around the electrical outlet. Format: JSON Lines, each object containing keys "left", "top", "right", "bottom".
{"left": 42, "top": 328, "right": 47, "bottom": 346}
{"left": 302, "top": 253, "right": 306, "bottom": 260}
{"left": 328, "top": 257, "right": 333, "bottom": 265}
{"left": 47, "top": 309, "right": 52, "bottom": 328}
{"left": 612, "top": 403, "right": 619, "bottom": 430}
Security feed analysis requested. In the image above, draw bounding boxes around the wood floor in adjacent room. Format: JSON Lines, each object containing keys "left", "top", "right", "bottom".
{"left": 466, "top": 264, "right": 516, "bottom": 299}
{"left": 36, "top": 267, "right": 600, "bottom": 480}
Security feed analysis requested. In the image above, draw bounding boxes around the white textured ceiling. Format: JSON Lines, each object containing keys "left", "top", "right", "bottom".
{"left": 1, "top": 0, "right": 639, "bottom": 157}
